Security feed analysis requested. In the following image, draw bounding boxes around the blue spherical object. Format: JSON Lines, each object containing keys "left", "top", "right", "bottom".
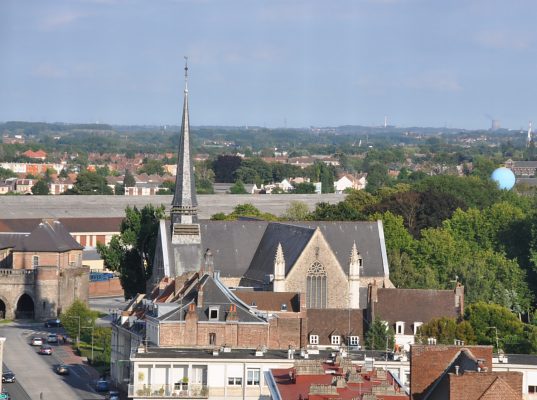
{"left": 491, "top": 167, "right": 516, "bottom": 190}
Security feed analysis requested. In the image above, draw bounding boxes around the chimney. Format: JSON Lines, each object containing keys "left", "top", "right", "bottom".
{"left": 204, "top": 248, "right": 214, "bottom": 276}
{"left": 197, "top": 285, "right": 204, "bottom": 308}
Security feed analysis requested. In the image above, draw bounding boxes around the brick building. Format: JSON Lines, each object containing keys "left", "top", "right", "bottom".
{"left": 0, "top": 219, "right": 89, "bottom": 319}
{"left": 410, "top": 344, "right": 522, "bottom": 400}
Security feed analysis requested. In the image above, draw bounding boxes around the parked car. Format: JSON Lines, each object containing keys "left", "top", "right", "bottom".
{"left": 44, "top": 319, "right": 62, "bottom": 328}
{"left": 2, "top": 372, "right": 15, "bottom": 383}
{"left": 55, "top": 365, "right": 70, "bottom": 375}
{"left": 39, "top": 345, "right": 53, "bottom": 355}
{"left": 107, "top": 391, "right": 120, "bottom": 400}
{"left": 96, "top": 379, "right": 109, "bottom": 392}
{"left": 30, "top": 337, "right": 43, "bottom": 346}
{"left": 47, "top": 333, "right": 58, "bottom": 343}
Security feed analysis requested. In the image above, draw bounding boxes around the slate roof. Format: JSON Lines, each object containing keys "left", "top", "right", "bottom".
{"left": 200, "top": 221, "right": 269, "bottom": 278}
{"left": 157, "top": 220, "right": 389, "bottom": 281}
{"left": 17, "top": 220, "right": 84, "bottom": 252}
{"left": 0, "top": 217, "right": 123, "bottom": 233}
{"left": 0, "top": 233, "right": 26, "bottom": 250}
{"left": 374, "top": 288, "right": 458, "bottom": 335}
{"left": 242, "top": 223, "right": 316, "bottom": 284}
{"left": 157, "top": 273, "right": 267, "bottom": 324}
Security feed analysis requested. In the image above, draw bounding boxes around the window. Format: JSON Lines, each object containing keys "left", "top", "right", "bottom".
{"left": 247, "top": 369, "right": 260, "bottom": 386}
{"left": 209, "top": 306, "right": 219, "bottom": 320}
{"left": 192, "top": 365, "right": 207, "bottom": 385}
{"left": 209, "top": 332, "right": 216, "bottom": 346}
{"left": 396, "top": 321, "right": 405, "bottom": 335}
{"left": 32, "top": 255, "right": 39, "bottom": 267}
{"left": 529, "top": 385, "right": 537, "bottom": 394}
{"left": 348, "top": 336, "right": 359, "bottom": 346}
{"left": 306, "top": 261, "right": 327, "bottom": 308}
{"left": 414, "top": 322, "right": 423, "bottom": 335}
{"left": 331, "top": 335, "right": 341, "bottom": 345}
{"left": 228, "top": 377, "right": 243, "bottom": 386}
{"left": 309, "top": 334, "right": 319, "bottom": 345}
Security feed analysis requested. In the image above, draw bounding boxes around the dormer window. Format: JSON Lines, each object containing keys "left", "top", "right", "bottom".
{"left": 209, "top": 306, "right": 219, "bottom": 320}
{"left": 395, "top": 321, "right": 405, "bottom": 335}
{"left": 414, "top": 322, "right": 423, "bottom": 335}
{"left": 348, "top": 336, "right": 359, "bottom": 346}
{"left": 309, "top": 334, "right": 319, "bottom": 345}
{"left": 331, "top": 335, "right": 341, "bottom": 345}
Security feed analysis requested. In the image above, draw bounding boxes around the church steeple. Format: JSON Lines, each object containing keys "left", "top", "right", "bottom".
{"left": 171, "top": 57, "right": 198, "bottom": 225}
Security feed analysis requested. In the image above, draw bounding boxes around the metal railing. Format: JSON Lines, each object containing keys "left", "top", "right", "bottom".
{"left": 128, "top": 384, "right": 209, "bottom": 398}
{"left": 0, "top": 268, "right": 35, "bottom": 276}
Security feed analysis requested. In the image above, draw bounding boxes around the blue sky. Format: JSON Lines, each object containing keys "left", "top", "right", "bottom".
{"left": 1, "top": 0, "right": 536, "bottom": 129}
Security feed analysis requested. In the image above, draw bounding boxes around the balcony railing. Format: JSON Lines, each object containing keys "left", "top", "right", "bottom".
{"left": 128, "top": 384, "right": 209, "bottom": 398}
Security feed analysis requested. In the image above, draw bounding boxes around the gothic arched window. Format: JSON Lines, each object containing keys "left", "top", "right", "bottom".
{"left": 306, "top": 261, "right": 327, "bottom": 308}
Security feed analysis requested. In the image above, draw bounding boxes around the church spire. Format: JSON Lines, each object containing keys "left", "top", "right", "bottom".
{"left": 171, "top": 57, "right": 198, "bottom": 225}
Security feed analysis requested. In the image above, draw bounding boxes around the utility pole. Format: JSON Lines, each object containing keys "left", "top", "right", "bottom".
{"left": 0, "top": 337, "right": 5, "bottom": 394}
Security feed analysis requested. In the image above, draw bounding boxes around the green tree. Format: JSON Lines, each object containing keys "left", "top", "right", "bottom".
{"left": 59, "top": 168, "right": 69, "bottom": 178}
{"left": 31, "top": 180, "right": 50, "bottom": 195}
{"left": 292, "top": 182, "right": 316, "bottom": 194}
{"left": 213, "top": 155, "right": 242, "bottom": 183}
{"left": 114, "top": 183, "right": 125, "bottom": 195}
{"left": 464, "top": 302, "right": 527, "bottom": 352}
{"left": 365, "top": 318, "right": 395, "bottom": 350}
{"left": 0, "top": 167, "right": 16, "bottom": 180}
{"left": 283, "top": 201, "right": 310, "bottom": 221}
{"left": 309, "top": 202, "right": 361, "bottom": 221}
{"left": 59, "top": 299, "right": 98, "bottom": 343}
{"left": 229, "top": 180, "right": 248, "bottom": 194}
{"left": 97, "top": 205, "right": 165, "bottom": 298}
{"left": 416, "top": 317, "right": 476, "bottom": 345}
{"left": 65, "top": 171, "right": 113, "bottom": 195}
{"left": 123, "top": 169, "right": 136, "bottom": 187}
{"left": 138, "top": 158, "right": 164, "bottom": 176}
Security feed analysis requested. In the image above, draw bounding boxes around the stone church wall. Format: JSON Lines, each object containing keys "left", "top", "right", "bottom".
{"left": 284, "top": 230, "right": 351, "bottom": 309}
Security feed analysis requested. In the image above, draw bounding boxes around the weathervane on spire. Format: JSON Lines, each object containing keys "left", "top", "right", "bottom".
{"left": 184, "top": 56, "right": 189, "bottom": 92}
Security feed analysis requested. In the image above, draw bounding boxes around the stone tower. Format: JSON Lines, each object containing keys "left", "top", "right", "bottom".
{"left": 169, "top": 59, "right": 203, "bottom": 275}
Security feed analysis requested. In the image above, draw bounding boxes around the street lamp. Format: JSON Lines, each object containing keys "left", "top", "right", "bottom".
{"left": 82, "top": 325, "right": 95, "bottom": 362}
{"left": 0, "top": 337, "right": 5, "bottom": 394}
{"left": 66, "top": 315, "right": 81, "bottom": 345}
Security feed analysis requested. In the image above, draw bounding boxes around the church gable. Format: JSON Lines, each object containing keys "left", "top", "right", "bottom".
{"left": 284, "top": 229, "right": 350, "bottom": 309}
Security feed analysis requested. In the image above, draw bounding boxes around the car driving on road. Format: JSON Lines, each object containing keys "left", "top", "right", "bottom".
{"left": 1, "top": 372, "right": 15, "bottom": 383}
{"left": 44, "top": 319, "right": 62, "bottom": 328}
{"left": 30, "top": 337, "right": 43, "bottom": 346}
{"left": 39, "top": 344, "right": 53, "bottom": 355}
{"left": 55, "top": 364, "right": 70, "bottom": 375}
{"left": 47, "top": 333, "right": 58, "bottom": 343}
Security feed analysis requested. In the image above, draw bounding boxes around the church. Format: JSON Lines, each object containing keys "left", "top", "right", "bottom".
{"left": 151, "top": 63, "right": 393, "bottom": 310}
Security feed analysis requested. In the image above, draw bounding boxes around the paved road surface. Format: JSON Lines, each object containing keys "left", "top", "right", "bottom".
{"left": 0, "top": 322, "right": 105, "bottom": 400}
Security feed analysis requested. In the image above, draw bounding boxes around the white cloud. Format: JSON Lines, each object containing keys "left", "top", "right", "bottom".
{"left": 32, "top": 64, "right": 65, "bottom": 79}
{"left": 38, "top": 10, "right": 87, "bottom": 31}
{"left": 474, "top": 30, "right": 532, "bottom": 50}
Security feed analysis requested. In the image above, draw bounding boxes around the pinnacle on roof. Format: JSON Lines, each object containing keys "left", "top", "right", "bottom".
{"left": 171, "top": 57, "right": 198, "bottom": 225}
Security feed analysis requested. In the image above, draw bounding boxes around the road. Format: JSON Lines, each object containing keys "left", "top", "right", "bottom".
{"left": 0, "top": 322, "right": 106, "bottom": 400}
